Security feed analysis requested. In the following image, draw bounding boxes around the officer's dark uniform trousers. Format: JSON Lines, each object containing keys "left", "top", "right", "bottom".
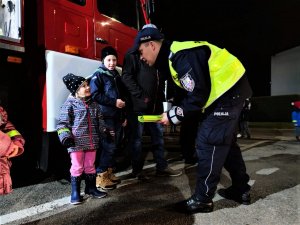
{"left": 194, "top": 76, "right": 251, "bottom": 202}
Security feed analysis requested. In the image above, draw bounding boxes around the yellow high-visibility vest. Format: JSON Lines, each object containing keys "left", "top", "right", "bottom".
{"left": 168, "top": 41, "right": 245, "bottom": 108}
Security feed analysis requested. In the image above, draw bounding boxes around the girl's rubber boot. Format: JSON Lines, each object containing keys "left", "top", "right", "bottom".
{"left": 70, "top": 176, "right": 82, "bottom": 205}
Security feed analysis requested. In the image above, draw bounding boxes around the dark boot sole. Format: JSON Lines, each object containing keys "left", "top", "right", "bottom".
{"left": 185, "top": 207, "right": 213, "bottom": 214}
{"left": 70, "top": 201, "right": 83, "bottom": 205}
{"left": 218, "top": 189, "right": 251, "bottom": 205}
{"left": 97, "top": 185, "right": 116, "bottom": 190}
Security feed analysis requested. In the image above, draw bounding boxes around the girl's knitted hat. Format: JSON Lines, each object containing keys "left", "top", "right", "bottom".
{"left": 62, "top": 73, "right": 86, "bottom": 96}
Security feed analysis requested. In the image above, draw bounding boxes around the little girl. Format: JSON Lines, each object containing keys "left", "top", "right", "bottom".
{"left": 57, "top": 73, "right": 114, "bottom": 204}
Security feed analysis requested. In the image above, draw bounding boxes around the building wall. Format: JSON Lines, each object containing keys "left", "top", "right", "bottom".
{"left": 271, "top": 46, "right": 300, "bottom": 96}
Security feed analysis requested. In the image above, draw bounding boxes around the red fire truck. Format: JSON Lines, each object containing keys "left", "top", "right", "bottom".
{"left": 0, "top": 0, "right": 154, "bottom": 174}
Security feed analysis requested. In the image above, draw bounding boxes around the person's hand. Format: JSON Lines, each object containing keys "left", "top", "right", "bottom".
{"left": 108, "top": 130, "right": 115, "bottom": 137}
{"left": 104, "top": 128, "right": 115, "bottom": 141}
{"left": 116, "top": 99, "right": 125, "bottom": 108}
{"left": 7, "top": 144, "right": 19, "bottom": 158}
{"left": 62, "top": 137, "right": 75, "bottom": 147}
{"left": 122, "top": 119, "right": 127, "bottom": 127}
{"left": 158, "top": 113, "right": 170, "bottom": 125}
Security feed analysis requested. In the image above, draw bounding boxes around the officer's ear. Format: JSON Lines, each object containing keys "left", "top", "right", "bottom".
{"left": 149, "top": 41, "right": 158, "bottom": 52}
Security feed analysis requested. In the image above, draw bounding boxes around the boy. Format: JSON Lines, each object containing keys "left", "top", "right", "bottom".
{"left": 90, "top": 46, "right": 127, "bottom": 189}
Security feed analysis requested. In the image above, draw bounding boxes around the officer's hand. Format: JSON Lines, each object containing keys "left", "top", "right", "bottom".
{"left": 62, "top": 138, "right": 75, "bottom": 147}
{"left": 158, "top": 113, "right": 170, "bottom": 125}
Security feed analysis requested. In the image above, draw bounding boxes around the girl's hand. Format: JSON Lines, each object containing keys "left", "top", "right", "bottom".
{"left": 8, "top": 144, "right": 19, "bottom": 158}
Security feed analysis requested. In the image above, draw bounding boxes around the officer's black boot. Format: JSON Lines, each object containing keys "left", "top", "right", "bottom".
{"left": 70, "top": 176, "right": 82, "bottom": 205}
{"left": 218, "top": 186, "right": 251, "bottom": 205}
{"left": 175, "top": 195, "right": 213, "bottom": 214}
{"left": 84, "top": 173, "right": 107, "bottom": 199}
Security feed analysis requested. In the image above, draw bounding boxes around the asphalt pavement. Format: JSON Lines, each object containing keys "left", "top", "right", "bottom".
{"left": 0, "top": 126, "right": 299, "bottom": 225}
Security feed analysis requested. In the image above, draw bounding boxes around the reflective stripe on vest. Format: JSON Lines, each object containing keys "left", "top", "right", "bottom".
{"left": 6, "top": 130, "right": 21, "bottom": 138}
{"left": 168, "top": 41, "right": 245, "bottom": 109}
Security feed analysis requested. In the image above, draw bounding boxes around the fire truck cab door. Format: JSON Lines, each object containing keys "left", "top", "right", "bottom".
{"left": 43, "top": 0, "right": 94, "bottom": 58}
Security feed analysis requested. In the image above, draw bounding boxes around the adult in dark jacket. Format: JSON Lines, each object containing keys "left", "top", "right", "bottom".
{"left": 132, "top": 26, "right": 252, "bottom": 213}
{"left": 122, "top": 24, "right": 182, "bottom": 179}
{"left": 122, "top": 50, "right": 165, "bottom": 114}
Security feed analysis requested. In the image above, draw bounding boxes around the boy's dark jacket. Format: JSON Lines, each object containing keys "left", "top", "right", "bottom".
{"left": 121, "top": 51, "right": 165, "bottom": 114}
{"left": 90, "top": 63, "right": 128, "bottom": 121}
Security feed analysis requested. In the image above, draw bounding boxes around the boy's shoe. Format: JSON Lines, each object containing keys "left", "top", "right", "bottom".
{"left": 96, "top": 171, "right": 117, "bottom": 190}
{"left": 184, "top": 162, "right": 198, "bottom": 169}
{"left": 156, "top": 167, "right": 182, "bottom": 177}
{"left": 217, "top": 187, "right": 251, "bottom": 205}
{"left": 175, "top": 196, "right": 213, "bottom": 214}
{"left": 107, "top": 168, "right": 121, "bottom": 184}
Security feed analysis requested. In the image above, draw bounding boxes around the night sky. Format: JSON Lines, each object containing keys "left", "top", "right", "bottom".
{"left": 152, "top": 0, "right": 300, "bottom": 96}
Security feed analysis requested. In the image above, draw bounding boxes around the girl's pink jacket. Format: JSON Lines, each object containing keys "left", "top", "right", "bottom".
{"left": 0, "top": 106, "right": 25, "bottom": 195}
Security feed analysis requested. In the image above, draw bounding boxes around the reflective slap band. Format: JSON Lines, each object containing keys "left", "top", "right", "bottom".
{"left": 170, "top": 116, "right": 181, "bottom": 125}
{"left": 6, "top": 130, "right": 21, "bottom": 137}
{"left": 57, "top": 128, "right": 71, "bottom": 135}
{"left": 168, "top": 107, "right": 181, "bottom": 125}
{"left": 138, "top": 115, "right": 162, "bottom": 123}
{"left": 169, "top": 107, "right": 176, "bottom": 117}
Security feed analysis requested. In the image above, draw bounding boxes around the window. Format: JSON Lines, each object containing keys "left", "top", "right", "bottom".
{"left": 0, "top": 0, "right": 22, "bottom": 41}
{"left": 97, "top": 0, "right": 142, "bottom": 29}
{"left": 68, "top": 0, "right": 86, "bottom": 6}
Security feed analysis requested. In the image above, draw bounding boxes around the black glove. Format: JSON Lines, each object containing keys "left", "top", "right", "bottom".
{"left": 62, "top": 137, "right": 75, "bottom": 147}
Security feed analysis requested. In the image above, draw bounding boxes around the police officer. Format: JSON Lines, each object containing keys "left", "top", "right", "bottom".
{"left": 132, "top": 25, "right": 252, "bottom": 213}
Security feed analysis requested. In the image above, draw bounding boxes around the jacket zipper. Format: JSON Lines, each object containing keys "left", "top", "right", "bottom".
{"left": 152, "top": 70, "right": 159, "bottom": 113}
{"left": 84, "top": 100, "right": 94, "bottom": 149}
